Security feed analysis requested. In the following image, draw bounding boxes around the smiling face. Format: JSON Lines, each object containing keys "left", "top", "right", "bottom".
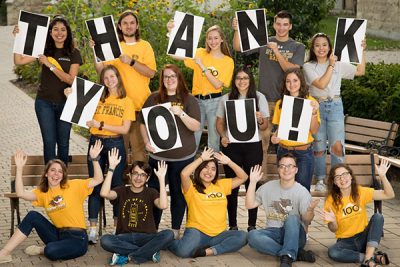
{"left": 199, "top": 161, "right": 217, "bottom": 185}
{"left": 333, "top": 167, "right": 352, "bottom": 190}
{"left": 163, "top": 68, "right": 178, "bottom": 92}
{"left": 119, "top": 14, "right": 138, "bottom": 38}
{"left": 206, "top": 30, "right": 223, "bottom": 52}
{"left": 129, "top": 166, "right": 149, "bottom": 189}
{"left": 102, "top": 69, "right": 119, "bottom": 91}
{"left": 285, "top": 72, "right": 301, "bottom": 97}
{"left": 277, "top": 157, "right": 298, "bottom": 182}
{"left": 46, "top": 162, "right": 64, "bottom": 188}
{"left": 312, "top": 36, "right": 331, "bottom": 60}
{"left": 50, "top": 21, "right": 67, "bottom": 46}
{"left": 235, "top": 71, "right": 250, "bottom": 94}
{"left": 273, "top": 17, "right": 292, "bottom": 39}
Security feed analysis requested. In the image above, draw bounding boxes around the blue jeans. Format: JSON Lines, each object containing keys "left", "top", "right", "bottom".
{"left": 328, "top": 213, "right": 384, "bottom": 263}
{"left": 313, "top": 99, "right": 345, "bottom": 180}
{"left": 277, "top": 145, "right": 314, "bottom": 191}
{"left": 18, "top": 211, "right": 88, "bottom": 260}
{"left": 35, "top": 97, "right": 72, "bottom": 165}
{"left": 100, "top": 230, "right": 174, "bottom": 263}
{"left": 169, "top": 228, "right": 247, "bottom": 258}
{"left": 148, "top": 156, "right": 193, "bottom": 230}
{"left": 194, "top": 97, "right": 221, "bottom": 152}
{"left": 88, "top": 135, "right": 126, "bottom": 221}
{"left": 248, "top": 215, "right": 306, "bottom": 260}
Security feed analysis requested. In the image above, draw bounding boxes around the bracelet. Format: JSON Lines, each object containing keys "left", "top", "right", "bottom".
{"left": 99, "top": 121, "right": 104, "bottom": 131}
{"left": 130, "top": 59, "right": 136, "bottom": 66}
{"left": 180, "top": 112, "right": 186, "bottom": 118}
{"left": 328, "top": 64, "right": 334, "bottom": 69}
{"left": 88, "top": 155, "right": 101, "bottom": 162}
{"left": 108, "top": 168, "right": 115, "bottom": 173}
{"left": 49, "top": 65, "right": 56, "bottom": 72}
{"left": 202, "top": 68, "right": 208, "bottom": 74}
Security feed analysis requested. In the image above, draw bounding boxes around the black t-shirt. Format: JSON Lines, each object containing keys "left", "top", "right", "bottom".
{"left": 111, "top": 186, "right": 159, "bottom": 234}
{"left": 37, "top": 48, "right": 83, "bottom": 103}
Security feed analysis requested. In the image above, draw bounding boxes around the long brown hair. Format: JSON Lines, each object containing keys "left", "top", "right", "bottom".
{"left": 38, "top": 159, "right": 68, "bottom": 192}
{"left": 157, "top": 64, "right": 189, "bottom": 105}
{"left": 193, "top": 159, "right": 219, "bottom": 194}
{"left": 117, "top": 10, "right": 141, "bottom": 42}
{"left": 308, "top": 32, "right": 332, "bottom": 62}
{"left": 327, "top": 164, "right": 360, "bottom": 210}
{"left": 279, "top": 68, "right": 309, "bottom": 109}
{"left": 205, "top": 25, "right": 231, "bottom": 57}
{"left": 99, "top": 65, "right": 126, "bottom": 102}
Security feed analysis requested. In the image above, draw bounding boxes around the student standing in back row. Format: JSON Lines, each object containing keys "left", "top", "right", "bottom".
{"left": 167, "top": 22, "right": 234, "bottom": 152}
{"left": 232, "top": 10, "right": 305, "bottom": 177}
{"left": 92, "top": 10, "right": 156, "bottom": 163}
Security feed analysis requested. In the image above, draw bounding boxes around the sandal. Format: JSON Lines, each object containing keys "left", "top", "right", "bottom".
{"left": 374, "top": 251, "right": 390, "bottom": 265}
{"left": 361, "top": 257, "right": 382, "bottom": 267}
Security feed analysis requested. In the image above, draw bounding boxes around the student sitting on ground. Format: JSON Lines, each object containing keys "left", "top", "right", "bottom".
{"left": 100, "top": 152, "right": 174, "bottom": 265}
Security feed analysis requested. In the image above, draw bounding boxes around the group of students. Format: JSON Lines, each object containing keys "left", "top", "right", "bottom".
{"left": 0, "top": 7, "right": 394, "bottom": 267}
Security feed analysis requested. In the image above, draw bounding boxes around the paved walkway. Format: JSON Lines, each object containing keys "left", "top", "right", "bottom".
{"left": 0, "top": 25, "right": 400, "bottom": 266}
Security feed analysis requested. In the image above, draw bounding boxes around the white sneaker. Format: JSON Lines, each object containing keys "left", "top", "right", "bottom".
{"left": 88, "top": 227, "right": 98, "bottom": 244}
{"left": 315, "top": 180, "right": 326, "bottom": 192}
{"left": 24, "top": 245, "right": 43, "bottom": 256}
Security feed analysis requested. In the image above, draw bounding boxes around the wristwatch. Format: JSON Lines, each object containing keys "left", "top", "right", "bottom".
{"left": 49, "top": 65, "right": 56, "bottom": 72}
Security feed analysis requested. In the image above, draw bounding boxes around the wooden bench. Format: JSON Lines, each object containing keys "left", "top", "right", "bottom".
{"left": 259, "top": 153, "right": 383, "bottom": 212}
{"left": 345, "top": 115, "right": 398, "bottom": 154}
{"left": 4, "top": 155, "right": 107, "bottom": 237}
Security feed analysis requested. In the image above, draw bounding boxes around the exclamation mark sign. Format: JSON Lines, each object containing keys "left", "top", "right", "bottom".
{"left": 288, "top": 98, "right": 304, "bottom": 141}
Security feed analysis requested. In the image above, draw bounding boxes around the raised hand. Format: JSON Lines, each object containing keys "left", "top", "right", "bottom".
{"left": 322, "top": 208, "right": 336, "bottom": 223}
{"left": 14, "top": 150, "right": 27, "bottom": 168}
{"left": 231, "top": 17, "right": 238, "bottom": 31}
{"left": 200, "top": 147, "right": 214, "bottom": 161}
{"left": 308, "top": 198, "right": 320, "bottom": 211}
{"left": 249, "top": 165, "right": 263, "bottom": 183}
{"left": 213, "top": 151, "right": 231, "bottom": 165}
{"left": 329, "top": 53, "right": 337, "bottom": 66}
{"left": 167, "top": 20, "right": 175, "bottom": 33}
{"left": 108, "top": 147, "right": 121, "bottom": 169}
{"left": 154, "top": 160, "right": 168, "bottom": 182}
{"left": 375, "top": 158, "right": 391, "bottom": 177}
{"left": 89, "top": 139, "right": 103, "bottom": 159}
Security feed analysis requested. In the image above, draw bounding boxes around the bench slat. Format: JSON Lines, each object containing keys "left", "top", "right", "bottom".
{"left": 345, "top": 124, "right": 393, "bottom": 139}
{"left": 345, "top": 116, "right": 395, "bottom": 130}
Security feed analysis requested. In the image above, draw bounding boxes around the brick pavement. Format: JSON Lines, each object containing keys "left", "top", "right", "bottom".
{"left": 1, "top": 25, "right": 400, "bottom": 266}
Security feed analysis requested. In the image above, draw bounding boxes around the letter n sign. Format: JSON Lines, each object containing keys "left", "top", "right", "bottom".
{"left": 142, "top": 102, "right": 183, "bottom": 153}
{"left": 236, "top": 9, "right": 268, "bottom": 52}
{"left": 334, "top": 18, "right": 367, "bottom": 63}
{"left": 225, "top": 99, "right": 259, "bottom": 143}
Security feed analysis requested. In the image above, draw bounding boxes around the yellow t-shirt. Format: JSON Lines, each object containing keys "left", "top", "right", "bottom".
{"left": 272, "top": 96, "right": 320, "bottom": 146}
{"left": 106, "top": 40, "right": 156, "bottom": 111}
{"left": 324, "top": 186, "right": 374, "bottom": 238}
{"left": 32, "top": 179, "right": 94, "bottom": 229}
{"left": 184, "top": 48, "right": 234, "bottom": 96}
{"left": 90, "top": 95, "right": 135, "bottom": 136}
{"left": 184, "top": 179, "right": 232, "bottom": 236}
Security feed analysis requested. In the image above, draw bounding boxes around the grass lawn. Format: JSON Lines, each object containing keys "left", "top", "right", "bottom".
{"left": 318, "top": 15, "right": 400, "bottom": 50}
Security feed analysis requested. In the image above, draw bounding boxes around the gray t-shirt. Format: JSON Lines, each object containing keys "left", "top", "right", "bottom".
{"left": 303, "top": 61, "right": 356, "bottom": 98}
{"left": 216, "top": 91, "right": 269, "bottom": 140}
{"left": 255, "top": 180, "right": 311, "bottom": 228}
{"left": 248, "top": 36, "right": 305, "bottom": 102}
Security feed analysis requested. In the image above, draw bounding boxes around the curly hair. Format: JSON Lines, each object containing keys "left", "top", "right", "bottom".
{"left": 327, "top": 164, "right": 360, "bottom": 210}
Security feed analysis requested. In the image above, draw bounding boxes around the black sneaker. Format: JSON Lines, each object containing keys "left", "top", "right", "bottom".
{"left": 247, "top": 226, "right": 256, "bottom": 232}
{"left": 229, "top": 226, "right": 238, "bottom": 231}
{"left": 280, "top": 255, "right": 293, "bottom": 267}
{"left": 297, "top": 248, "right": 316, "bottom": 262}
{"left": 192, "top": 247, "right": 207, "bottom": 258}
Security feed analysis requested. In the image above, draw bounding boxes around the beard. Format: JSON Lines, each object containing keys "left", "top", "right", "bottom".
{"left": 123, "top": 33, "right": 135, "bottom": 38}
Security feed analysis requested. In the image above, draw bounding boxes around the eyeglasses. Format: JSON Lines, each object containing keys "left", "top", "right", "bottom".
{"left": 278, "top": 164, "right": 297, "bottom": 170}
{"left": 163, "top": 74, "right": 177, "bottom": 80}
{"left": 334, "top": 171, "right": 350, "bottom": 182}
{"left": 130, "top": 171, "right": 148, "bottom": 179}
{"left": 235, "top": 76, "right": 250, "bottom": 81}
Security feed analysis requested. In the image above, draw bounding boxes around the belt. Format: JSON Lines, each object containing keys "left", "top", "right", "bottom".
{"left": 194, "top": 92, "right": 222, "bottom": 100}
{"left": 280, "top": 143, "right": 312, "bottom": 151}
{"left": 59, "top": 227, "right": 87, "bottom": 233}
{"left": 93, "top": 134, "right": 122, "bottom": 139}
{"left": 314, "top": 95, "right": 341, "bottom": 103}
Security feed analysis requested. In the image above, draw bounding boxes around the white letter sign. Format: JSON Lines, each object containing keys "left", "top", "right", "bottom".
{"left": 236, "top": 9, "right": 268, "bottom": 52}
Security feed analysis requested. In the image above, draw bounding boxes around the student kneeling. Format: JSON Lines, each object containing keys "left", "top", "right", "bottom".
{"left": 246, "top": 153, "right": 319, "bottom": 267}
{"left": 100, "top": 150, "right": 174, "bottom": 265}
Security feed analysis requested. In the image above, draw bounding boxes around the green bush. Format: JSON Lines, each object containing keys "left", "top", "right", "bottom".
{"left": 341, "top": 63, "right": 400, "bottom": 144}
